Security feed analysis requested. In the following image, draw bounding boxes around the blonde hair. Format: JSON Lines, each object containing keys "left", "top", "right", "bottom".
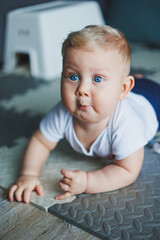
{"left": 62, "top": 25, "right": 131, "bottom": 74}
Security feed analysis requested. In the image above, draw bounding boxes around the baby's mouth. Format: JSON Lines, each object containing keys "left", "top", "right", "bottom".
{"left": 78, "top": 104, "right": 89, "bottom": 110}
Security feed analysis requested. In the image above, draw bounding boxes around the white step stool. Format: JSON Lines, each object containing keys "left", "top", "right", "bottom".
{"left": 3, "top": 1, "right": 105, "bottom": 80}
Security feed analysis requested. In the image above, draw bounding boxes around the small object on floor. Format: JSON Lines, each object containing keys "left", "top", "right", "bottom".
{"left": 147, "top": 133, "right": 160, "bottom": 154}
{"left": 152, "top": 141, "right": 160, "bottom": 154}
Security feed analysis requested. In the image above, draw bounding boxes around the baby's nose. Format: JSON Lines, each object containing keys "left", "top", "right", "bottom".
{"left": 76, "top": 82, "right": 90, "bottom": 97}
{"left": 77, "top": 90, "right": 89, "bottom": 97}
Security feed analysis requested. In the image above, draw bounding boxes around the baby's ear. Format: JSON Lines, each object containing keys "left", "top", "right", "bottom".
{"left": 119, "top": 76, "right": 134, "bottom": 100}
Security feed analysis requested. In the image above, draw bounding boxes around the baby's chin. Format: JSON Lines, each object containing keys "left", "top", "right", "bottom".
{"left": 74, "top": 111, "right": 98, "bottom": 123}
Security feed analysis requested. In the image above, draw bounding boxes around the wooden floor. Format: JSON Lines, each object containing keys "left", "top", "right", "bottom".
{"left": 0, "top": 197, "right": 98, "bottom": 240}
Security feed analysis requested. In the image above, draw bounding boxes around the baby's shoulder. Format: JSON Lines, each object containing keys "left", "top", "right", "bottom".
{"left": 112, "top": 93, "right": 138, "bottom": 122}
{"left": 110, "top": 92, "right": 152, "bottom": 130}
{"left": 110, "top": 91, "right": 158, "bottom": 135}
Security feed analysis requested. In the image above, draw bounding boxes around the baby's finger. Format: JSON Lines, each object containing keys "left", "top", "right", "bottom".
{"left": 15, "top": 186, "right": 24, "bottom": 202}
{"left": 59, "top": 181, "right": 70, "bottom": 192}
{"left": 23, "top": 189, "right": 32, "bottom": 204}
{"left": 35, "top": 184, "right": 44, "bottom": 196}
{"left": 8, "top": 185, "right": 18, "bottom": 202}
{"left": 61, "top": 177, "right": 71, "bottom": 186}
{"left": 55, "top": 192, "right": 71, "bottom": 200}
{"left": 61, "top": 168, "right": 76, "bottom": 179}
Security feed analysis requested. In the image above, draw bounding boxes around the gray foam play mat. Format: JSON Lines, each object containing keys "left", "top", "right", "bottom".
{"left": 48, "top": 147, "right": 160, "bottom": 239}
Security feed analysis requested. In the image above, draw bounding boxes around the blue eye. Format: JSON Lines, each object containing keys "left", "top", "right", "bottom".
{"left": 94, "top": 76, "right": 103, "bottom": 82}
{"left": 70, "top": 74, "right": 79, "bottom": 81}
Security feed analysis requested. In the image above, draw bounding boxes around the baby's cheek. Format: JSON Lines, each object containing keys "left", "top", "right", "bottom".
{"left": 62, "top": 92, "right": 74, "bottom": 111}
{"left": 95, "top": 98, "right": 108, "bottom": 112}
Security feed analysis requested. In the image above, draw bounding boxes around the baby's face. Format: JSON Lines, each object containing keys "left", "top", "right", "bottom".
{"left": 61, "top": 46, "right": 126, "bottom": 124}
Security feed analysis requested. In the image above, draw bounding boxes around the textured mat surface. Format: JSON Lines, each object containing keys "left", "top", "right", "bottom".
{"left": 49, "top": 148, "right": 160, "bottom": 240}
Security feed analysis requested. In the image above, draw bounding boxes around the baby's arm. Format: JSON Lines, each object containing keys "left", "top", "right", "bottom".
{"left": 56, "top": 147, "right": 144, "bottom": 199}
{"left": 8, "top": 128, "right": 57, "bottom": 203}
{"left": 86, "top": 147, "right": 144, "bottom": 193}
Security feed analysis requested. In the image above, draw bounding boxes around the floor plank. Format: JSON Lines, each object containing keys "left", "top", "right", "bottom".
{"left": 0, "top": 200, "right": 97, "bottom": 240}
{"left": 0, "top": 199, "right": 38, "bottom": 237}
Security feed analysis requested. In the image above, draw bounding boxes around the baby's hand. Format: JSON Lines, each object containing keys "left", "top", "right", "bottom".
{"left": 7, "top": 175, "right": 43, "bottom": 204}
{"left": 55, "top": 168, "right": 88, "bottom": 200}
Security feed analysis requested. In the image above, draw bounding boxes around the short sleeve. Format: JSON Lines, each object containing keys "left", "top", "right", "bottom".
{"left": 111, "top": 117, "right": 149, "bottom": 160}
{"left": 40, "top": 101, "right": 69, "bottom": 143}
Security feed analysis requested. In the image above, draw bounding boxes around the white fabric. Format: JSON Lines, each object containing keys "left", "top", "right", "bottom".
{"left": 40, "top": 92, "right": 158, "bottom": 160}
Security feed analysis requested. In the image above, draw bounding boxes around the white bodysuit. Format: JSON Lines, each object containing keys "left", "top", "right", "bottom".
{"left": 40, "top": 92, "right": 158, "bottom": 160}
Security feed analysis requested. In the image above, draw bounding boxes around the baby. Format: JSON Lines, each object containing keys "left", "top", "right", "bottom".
{"left": 8, "top": 25, "right": 158, "bottom": 203}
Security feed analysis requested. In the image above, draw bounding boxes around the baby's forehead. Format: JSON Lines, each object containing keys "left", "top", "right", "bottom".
{"left": 64, "top": 45, "right": 127, "bottom": 65}
{"left": 63, "top": 46, "right": 129, "bottom": 75}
